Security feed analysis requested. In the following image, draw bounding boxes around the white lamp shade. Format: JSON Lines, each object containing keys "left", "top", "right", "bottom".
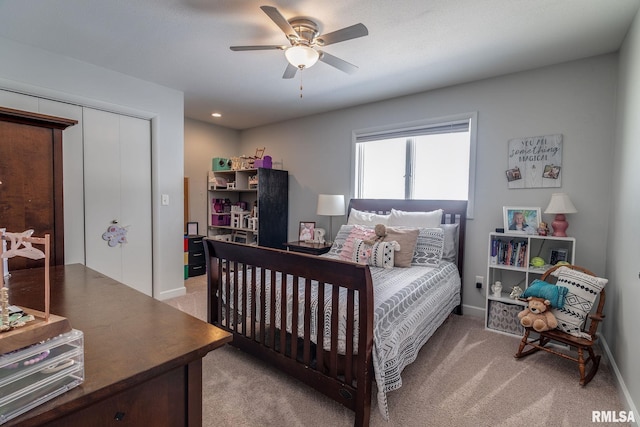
{"left": 285, "top": 45, "right": 319, "bottom": 69}
{"left": 544, "top": 193, "right": 577, "bottom": 214}
{"left": 316, "top": 194, "right": 345, "bottom": 216}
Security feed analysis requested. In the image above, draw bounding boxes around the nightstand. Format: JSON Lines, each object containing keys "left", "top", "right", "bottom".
{"left": 184, "top": 235, "right": 206, "bottom": 277}
{"left": 285, "top": 241, "right": 332, "bottom": 256}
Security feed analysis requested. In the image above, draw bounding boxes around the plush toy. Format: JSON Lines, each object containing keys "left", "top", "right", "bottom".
{"left": 517, "top": 296, "right": 558, "bottom": 332}
{"left": 362, "top": 224, "right": 388, "bottom": 245}
{"left": 537, "top": 222, "right": 549, "bottom": 236}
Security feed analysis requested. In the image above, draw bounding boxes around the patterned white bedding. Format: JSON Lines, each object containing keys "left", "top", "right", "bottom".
{"left": 219, "top": 259, "right": 460, "bottom": 420}
{"left": 368, "top": 260, "right": 460, "bottom": 420}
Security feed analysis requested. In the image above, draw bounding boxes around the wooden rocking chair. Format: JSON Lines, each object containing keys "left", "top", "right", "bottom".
{"left": 514, "top": 264, "right": 605, "bottom": 386}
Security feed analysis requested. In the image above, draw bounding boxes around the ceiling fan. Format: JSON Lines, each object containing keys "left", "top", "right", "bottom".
{"left": 230, "top": 5, "right": 369, "bottom": 79}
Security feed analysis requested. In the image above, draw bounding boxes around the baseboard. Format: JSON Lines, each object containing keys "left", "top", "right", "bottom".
{"left": 462, "top": 304, "right": 484, "bottom": 318}
{"left": 157, "top": 286, "right": 186, "bottom": 301}
{"left": 599, "top": 334, "right": 639, "bottom": 426}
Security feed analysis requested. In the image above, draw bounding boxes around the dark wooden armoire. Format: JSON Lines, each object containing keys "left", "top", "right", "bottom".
{"left": 0, "top": 106, "right": 77, "bottom": 270}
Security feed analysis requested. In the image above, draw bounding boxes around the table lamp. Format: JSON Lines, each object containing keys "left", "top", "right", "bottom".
{"left": 544, "top": 193, "right": 577, "bottom": 237}
{"left": 316, "top": 194, "right": 345, "bottom": 244}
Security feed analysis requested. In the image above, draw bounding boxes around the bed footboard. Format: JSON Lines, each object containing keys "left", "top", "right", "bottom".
{"left": 204, "top": 239, "right": 374, "bottom": 426}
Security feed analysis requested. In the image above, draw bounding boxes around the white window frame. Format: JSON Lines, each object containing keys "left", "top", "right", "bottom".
{"left": 351, "top": 112, "right": 477, "bottom": 218}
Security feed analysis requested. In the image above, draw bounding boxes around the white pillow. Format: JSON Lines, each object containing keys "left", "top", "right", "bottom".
{"left": 352, "top": 238, "right": 399, "bottom": 268}
{"left": 346, "top": 208, "right": 390, "bottom": 226}
{"left": 388, "top": 208, "right": 443, "bottom": 228}
{"left": 549, "top": 266, "right": 608, "bottom": 339}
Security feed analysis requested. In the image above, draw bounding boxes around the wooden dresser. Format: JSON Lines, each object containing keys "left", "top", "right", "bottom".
{"left": 3, "top": 264, "right": 231, "bottom": 426}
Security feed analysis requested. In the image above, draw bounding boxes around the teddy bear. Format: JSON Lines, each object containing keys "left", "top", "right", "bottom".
{"left": 517, "top": 296, "right": 558, "bottom": 332}
{"left": 362, "top": 223, "right": 388, "bottom": 245}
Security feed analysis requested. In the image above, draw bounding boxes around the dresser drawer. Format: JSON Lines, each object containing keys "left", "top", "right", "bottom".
{"left": 46, "top": 367, "right": 186, "bottom": 426}
{"left": 188, "top": 250, "right": 205, "bottom": 265}
{"left": 188, "top": 264, "right": 206, "bottom": 277}
{"left": 187, "top": 236, "right": 204, "bottom": 252}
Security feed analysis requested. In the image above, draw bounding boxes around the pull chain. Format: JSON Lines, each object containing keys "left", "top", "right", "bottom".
{"left": 299, "top": 67, "right": 304, "bottom": 99}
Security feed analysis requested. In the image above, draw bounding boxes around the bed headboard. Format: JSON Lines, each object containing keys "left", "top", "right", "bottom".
{"left": 347, "top": 198, "right": 467, "bottom": 278}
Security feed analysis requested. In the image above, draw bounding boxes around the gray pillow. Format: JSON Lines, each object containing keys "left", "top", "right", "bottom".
{"left": 411, "top": 227, "right": 444, "bottom": 267}
{"left": 440, "top": 223, "right": 459, "bottom": 263}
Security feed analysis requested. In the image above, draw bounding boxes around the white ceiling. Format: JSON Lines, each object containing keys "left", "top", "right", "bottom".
{"left": 0, "top": 0, "right": 638, "bottom": 130}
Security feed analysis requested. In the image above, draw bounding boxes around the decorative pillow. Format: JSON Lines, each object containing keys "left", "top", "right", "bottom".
{"left": 549, "top": 267, "right": 608, "bottom": 338}
{"left": 440, "top": 223, "right": 459, "bottom": 263}
{"left": 382, "top": 227, "right": 419, "bottom": 267}
{"left": 520, "top": 279, "right": 568, "bottom": 309}
{"left": 412, "top": 227, "right": 445, "bottom": 267}
{"left": 333, "top": 225, "right": 377, "bottom": 261}
{"left": 352, "top": 238, "right": 399, "bottom": 268}
{"left": 347, "top": 208, "right": 390, "bottom": 226}
{"left": 388, "top": 208, "right": 443, "bottom": 228}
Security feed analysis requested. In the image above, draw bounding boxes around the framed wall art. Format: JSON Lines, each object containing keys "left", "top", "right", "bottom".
{"left": 507, "top": 134, "right": 562, "bottom": 189}
{"left": 503, "top": 207, "right": 541, "bottom": 235}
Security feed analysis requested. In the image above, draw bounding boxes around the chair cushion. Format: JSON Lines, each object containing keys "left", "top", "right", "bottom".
{"left": 549, "top": 266, "right": 608, "bottom": 339}
{"left": 520, "top": 279, "right": 568, "bottom": 309}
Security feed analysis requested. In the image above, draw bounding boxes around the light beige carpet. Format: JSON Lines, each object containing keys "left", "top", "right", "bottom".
{"left": 166, "top": 276, "right": 627, "bottom": 427}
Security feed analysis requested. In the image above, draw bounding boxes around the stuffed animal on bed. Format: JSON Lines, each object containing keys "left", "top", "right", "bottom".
{"left": 362, "top": 224, "right": 388, "bottom": 245}
{"left": 517, "top": 296, "right": 558, "bottom": 332}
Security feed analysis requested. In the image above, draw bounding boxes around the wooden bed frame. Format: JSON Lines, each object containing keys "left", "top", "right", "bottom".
{"left": 204, "top": 199, "right": 466, "bottom": 426}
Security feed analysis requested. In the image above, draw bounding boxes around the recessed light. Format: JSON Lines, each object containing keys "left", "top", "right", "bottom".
{"left": 211, "top": 113, "right": 222, "bottom": 118}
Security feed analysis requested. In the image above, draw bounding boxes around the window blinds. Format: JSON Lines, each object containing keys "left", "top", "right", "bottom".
{"left": 355, "top": 120, "right": 470, "bottom": 143}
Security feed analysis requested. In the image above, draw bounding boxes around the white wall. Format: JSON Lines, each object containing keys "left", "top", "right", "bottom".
{"left": 184, "top": 118, "right": 240, "bottom": 234}
{"left": 0, "top": 37, "right": 185, "bottom": 300}
{"left": 608, "top": 7, "right": 640, "bottom": 420}
{"left": 239, "top": 55, "right": 618, "bottom": 314}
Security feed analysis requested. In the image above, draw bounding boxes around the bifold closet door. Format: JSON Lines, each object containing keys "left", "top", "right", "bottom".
{"left": 83, "top": 107, "right": 152, "bottom": 296}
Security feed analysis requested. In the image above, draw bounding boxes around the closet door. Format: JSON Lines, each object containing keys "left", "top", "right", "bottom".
{"left": 83, "top": 108, "right": 152, "bottom": 296}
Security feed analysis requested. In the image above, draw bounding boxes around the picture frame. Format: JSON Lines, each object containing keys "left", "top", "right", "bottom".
{"left": 505, "top": 167, "right": 522, "bottom": 182}
{"left": 298, "top": 221, "right": 315, "bottom": 242}
{"left": 186, "top": 221, "right": 199, "bottom": 236}
{"left": 542, "top": 164, "right": 561, "bottom": 179}
{"left": 503, "top": 207, "right": 541, "bottom": 235}
{"left": 549, "top": 248, "right": 568, "bottom": 265}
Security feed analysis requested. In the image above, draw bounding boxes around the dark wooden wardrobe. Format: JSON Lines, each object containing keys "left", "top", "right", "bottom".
{"left": 0, "top": 106, "right": 77, "bottom": 270}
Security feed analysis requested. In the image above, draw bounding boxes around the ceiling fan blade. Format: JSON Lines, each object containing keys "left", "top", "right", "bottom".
{"left": 315, "top": 23, "right": 368, "bottom": 46}
{"left": 282, "top": 63, "right": 298, "bottom": 79}
{"left": 260, "top": 5, "right": 298, "bottom": 40}
{"left": 230, "top": 45, "right": 286, "bottom": 51}
{"left": 318, "top": 51, "right": 358, "bottom": 74}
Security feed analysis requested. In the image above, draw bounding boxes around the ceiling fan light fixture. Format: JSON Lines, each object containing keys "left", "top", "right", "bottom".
{"left": 285, "top": 45, "right": 319, "bottom": 69}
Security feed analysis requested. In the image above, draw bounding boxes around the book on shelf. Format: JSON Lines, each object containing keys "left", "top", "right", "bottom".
{"left": 491, "top": 238, "right": 528, "bottom": 267}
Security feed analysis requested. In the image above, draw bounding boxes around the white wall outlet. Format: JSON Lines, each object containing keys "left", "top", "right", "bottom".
{"left": 475, "top": 275, "right": 484, "bottom": 288}
{"left": 161, "top": 194, "right": 170, "bottom": 205}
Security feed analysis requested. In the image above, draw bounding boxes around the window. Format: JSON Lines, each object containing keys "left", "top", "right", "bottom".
{"left": 353, "top": 112, "right": 477, "bottom": 217}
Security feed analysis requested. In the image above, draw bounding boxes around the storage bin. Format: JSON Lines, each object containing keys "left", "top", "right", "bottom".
{"left": 212, "top": 157, "right": 231, "bottom": 171}
{"left": 0, "top": 329, "right": 84, "bottom": 424}
{"left": 211, "top": 214, "right": 230, "bottom": 226}
{"left": 487, "top": 300, "right": 524, "bottom": 335}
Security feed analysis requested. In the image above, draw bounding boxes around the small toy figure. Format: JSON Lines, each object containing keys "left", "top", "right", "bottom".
{"left": 537, "top": 222, "right": 548, "bottom": 236}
